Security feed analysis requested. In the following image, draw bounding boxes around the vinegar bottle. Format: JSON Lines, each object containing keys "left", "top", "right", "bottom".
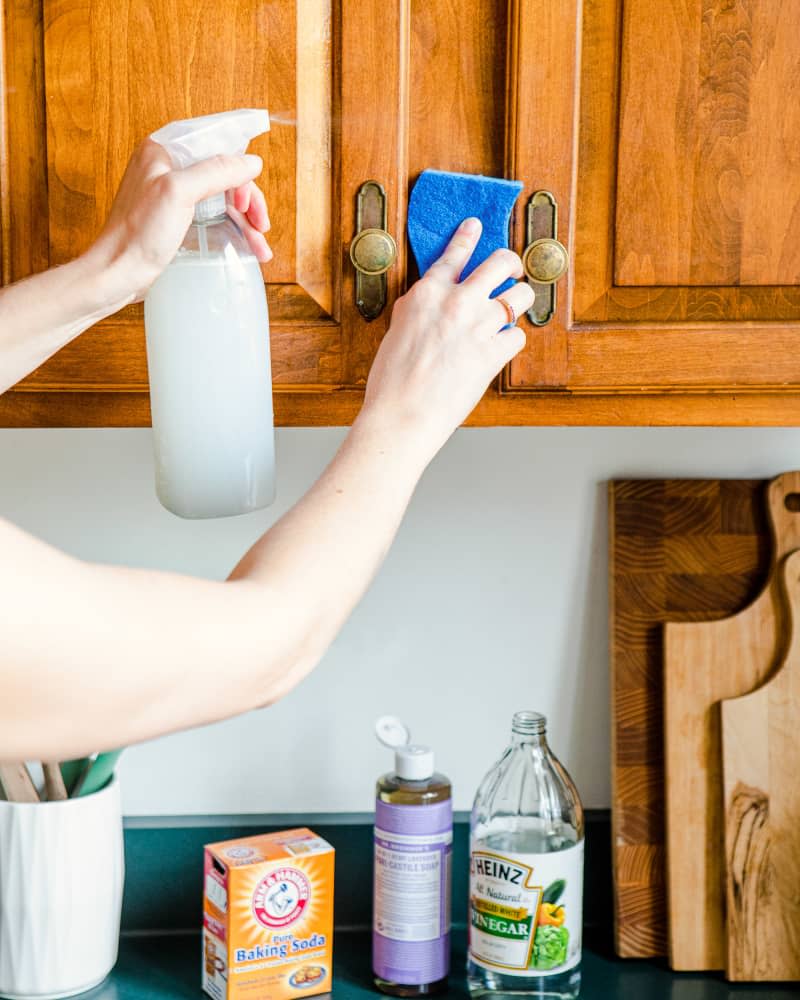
{"left": 468, "top": 712, "right": 584, "bottom": 1000}
{"left": 373, "top": 717, "right": 452, "bottom": 997}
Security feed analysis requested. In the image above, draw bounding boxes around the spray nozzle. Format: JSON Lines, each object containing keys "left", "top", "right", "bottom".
{"left": 375, "top": 715, "right": 434, "bottom": 781}
{"left": 150, "top": 108, "right": 270, "bottom": 224}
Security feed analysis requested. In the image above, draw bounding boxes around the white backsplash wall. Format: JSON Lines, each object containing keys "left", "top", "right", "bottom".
{"left": 1, "top": 426, "right": 799, "bottom": 815}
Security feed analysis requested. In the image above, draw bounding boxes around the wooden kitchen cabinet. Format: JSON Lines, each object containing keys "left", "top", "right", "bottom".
{"left": 1, "top": 0, "right": 799, "bottom": 426}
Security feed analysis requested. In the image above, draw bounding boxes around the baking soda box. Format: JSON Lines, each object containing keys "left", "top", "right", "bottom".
{"left": 203, "top": 828, "right": 334, "bottom": 1000}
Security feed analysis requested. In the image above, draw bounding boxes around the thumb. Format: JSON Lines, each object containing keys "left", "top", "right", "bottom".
{"left": 178, "top": 154, "right": 263, "bottom": 205}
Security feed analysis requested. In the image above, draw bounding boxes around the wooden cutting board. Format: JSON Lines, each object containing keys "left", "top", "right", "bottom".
{"left": 721, "top": 548, "right": 800, "bottom": 981}
{"left": 609, "top": 479, "right": 771, "bottom": 958}
{"left": 663, "top": 471, "right": 800, "bottom": 970}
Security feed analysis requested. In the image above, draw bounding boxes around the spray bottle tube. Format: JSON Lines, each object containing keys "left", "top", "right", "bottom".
{"left": 144, "top": 109, "right": 275, "bottom": 519}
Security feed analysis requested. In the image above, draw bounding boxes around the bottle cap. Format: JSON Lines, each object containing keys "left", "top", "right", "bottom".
{"left": 394, "top": 744, "right": 435, "bottom": 780}
{"left": 375, "top": 716, "right": 435, "bottom": 781}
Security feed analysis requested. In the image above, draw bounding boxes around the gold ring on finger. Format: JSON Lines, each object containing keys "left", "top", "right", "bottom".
{"left": 496, "top": 296, "right": 516, "bottom": 327}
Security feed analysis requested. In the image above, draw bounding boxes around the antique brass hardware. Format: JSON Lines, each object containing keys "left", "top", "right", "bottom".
{"left": 350, "top": 181, "right": 397, "bottom": 320}
{"left": 522, "top": 191, "right": 569, "bottom": 326}
{"left": 351, "top": 229, "right": 397, "bottom": 276}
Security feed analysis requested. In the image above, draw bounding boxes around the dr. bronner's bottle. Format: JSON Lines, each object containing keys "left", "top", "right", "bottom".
{"left": 468, "top": 712, "right": 584, "bottom": 1000}
{"left": 373, "top": 717, "right": 452, "bottom": 996}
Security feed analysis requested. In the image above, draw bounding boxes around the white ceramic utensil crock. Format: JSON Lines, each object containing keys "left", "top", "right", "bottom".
{"left": 0, "top": 777, "right": 124, "bottom": 999}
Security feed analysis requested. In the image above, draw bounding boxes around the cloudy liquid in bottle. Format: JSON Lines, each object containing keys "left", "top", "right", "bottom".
{"left": 144, "top": 221, "right": 275, "bottom": 519}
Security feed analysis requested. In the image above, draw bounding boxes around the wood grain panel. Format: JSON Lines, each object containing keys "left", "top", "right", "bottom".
{"left": 567, "top": 327, "right": 800, "bottom": 390}
{"left": 408, "top": 0, "right": 506, "bottom": 187}
{"left": 609, "top": 478, "right": 771, "bottom": 958}
{"left": 43, "top": 0, "right": 280, "bottom": 265}
{"left": 0, "top": 0, "right": 49, "bottom": 284}
{"left": 16, "top": 0, "right": 344, "bottom": 394}
{"left": 663, "top": 471, "right": 800, "bottom": 971}
{"left": 504, "top": 0, "right": 579, "bottom": 389}
{"left": 6, "top": 387, "right": 800, "bottom": 428}
{"left": 722, "top": 549, "right": 800, "bottom": 981}
{"left": 567, "top": 0, "right": 800, "bottom": 403}
{"left": 577, "top": 286, "right": 800, "bottom": 323}
{"left": 340, "top": 0, "right": 408, "bottom": 386}
{"left": 615, "top": 0, "right": 800, "bottom": 287}
{"left": 18, "top": 286, "right": 340, "bottom": 389}
{"left": 296, "top": 0, "right": 334, "bottom": 315}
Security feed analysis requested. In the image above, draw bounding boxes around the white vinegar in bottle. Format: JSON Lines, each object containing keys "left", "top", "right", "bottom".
{"left": 468, "top": 712, "right": 584, "bottom": 1000}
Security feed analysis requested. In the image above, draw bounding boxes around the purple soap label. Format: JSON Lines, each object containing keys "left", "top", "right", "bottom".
{"left": 373, "top": 799, "right": 452, "bottom": 985}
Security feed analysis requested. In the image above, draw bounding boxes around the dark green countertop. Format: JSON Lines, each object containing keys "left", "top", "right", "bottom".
{"left": 78, "top": 932, "right": 797, "bottom": 1000}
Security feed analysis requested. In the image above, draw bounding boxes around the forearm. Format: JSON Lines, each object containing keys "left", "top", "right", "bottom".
{"left": 0, "top": 413, "right": 429, "bottom": 760}
{"left": 229, "top": 412, "right": 430, "bottom": 696}
{"left": 0, "top": 248, "right": 129, "bottom": 393}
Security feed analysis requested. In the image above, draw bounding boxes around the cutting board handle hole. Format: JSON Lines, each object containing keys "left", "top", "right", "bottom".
{"left": 784, "top": 493, "right": 800, "bottom": 512}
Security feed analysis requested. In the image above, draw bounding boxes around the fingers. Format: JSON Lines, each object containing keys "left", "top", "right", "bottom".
{"left": 463, "top": 247, "right": 523, "bottom": 296}
{"left": 230, "top": 182, "right": 270, "bottom": 232}
{"left": 491, "top": 281, "right": 535, "bottom": 330}
{"left": 426, "top": 217, "right": 482, "bottom": 283}
{"left": 179, "top": 153, "right": 263, "bottom": 206}
{"left": 232, "top": 183, "right": 252, "bottom": 214}
{"left": 490, "top": 324, "right": 527, "bottom": 368}
{"left": 226, "top": 203, "right": 273, "bottom": 263}
{"left": 245, "top": 183, "right": 270, "bottom": 232}
{"left": 245, "top": 229, "right": 272, "bottom": 263}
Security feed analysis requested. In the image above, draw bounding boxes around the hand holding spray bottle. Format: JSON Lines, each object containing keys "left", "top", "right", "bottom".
{"left": 144, "top": 109, "right": 275, "bottom": 519}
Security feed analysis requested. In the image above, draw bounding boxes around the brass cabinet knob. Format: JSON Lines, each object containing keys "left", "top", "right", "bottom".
{"left": 350, "top": 228, "right": 397, "bottom": 276}
{"left": 522, "top": 237, "right": 569, "bottom": 285}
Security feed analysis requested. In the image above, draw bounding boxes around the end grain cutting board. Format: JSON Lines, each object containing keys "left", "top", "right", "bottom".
{"left": 663, "top": 471, "right": 800, "bottom": 971}
{"left": 609, "top": 479, "right": 771, "bottom": 958}
{"left": 721, "top": 548, "right": 800, "bottom": 981}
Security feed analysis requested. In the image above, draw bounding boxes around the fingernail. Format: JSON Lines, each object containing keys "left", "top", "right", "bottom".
{"left": 461, "top": 217, "right": 481, "bottom": 235}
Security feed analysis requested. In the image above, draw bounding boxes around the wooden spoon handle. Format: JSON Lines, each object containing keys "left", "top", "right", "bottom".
{"left": 0, "top": 763, "right": 40, "bottom": 803}
{"left": 42, "top": 762, "right": 68, "bottom": 801}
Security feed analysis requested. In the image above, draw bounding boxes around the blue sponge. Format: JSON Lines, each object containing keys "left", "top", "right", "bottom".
{"left": 407, "top": 170, "right": 524, "bottom": 297}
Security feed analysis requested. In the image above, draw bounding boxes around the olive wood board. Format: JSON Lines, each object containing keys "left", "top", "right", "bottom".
{"left": 663, "top": 471, "right": 800, "bottom": 971}
{"left": 609, "top": 479, "right": 771, "bottom": 958}
{"left": 721, "top": 548, "right": 800, "bottom": 982}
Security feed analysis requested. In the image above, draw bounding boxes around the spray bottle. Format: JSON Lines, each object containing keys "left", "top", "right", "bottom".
{"left": 144, "top": 109, "right": 275, "bottom": 519}
{"left": 373, "top": 716, "right": 452, "bottom": 996}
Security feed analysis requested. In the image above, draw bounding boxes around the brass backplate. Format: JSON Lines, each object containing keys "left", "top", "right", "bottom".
{"left": 351, "top": 182, "right": 396, "bottom": 320}
{"left": 523, "top": 191, "right": 569, "bottom": 326}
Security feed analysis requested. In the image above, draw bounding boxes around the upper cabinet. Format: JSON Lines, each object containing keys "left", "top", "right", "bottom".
{"left": 1, "top": 0, "right": 798, "bottom": 427}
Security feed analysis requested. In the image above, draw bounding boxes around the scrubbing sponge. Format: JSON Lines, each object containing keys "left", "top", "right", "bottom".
{"left": 407, "top": 170, "right": 524, "bottom": 297}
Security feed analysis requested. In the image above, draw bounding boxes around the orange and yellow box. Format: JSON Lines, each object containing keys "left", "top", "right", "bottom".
{"left": 203, "top": 828, "right": 334, "bottom": 1000}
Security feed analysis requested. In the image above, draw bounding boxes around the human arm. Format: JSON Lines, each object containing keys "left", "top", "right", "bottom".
{"left": 0, "top": 140, "right": 271, "bottom": 395}
{"left": 0, "top": 221, "right": 534, "bottom": 762}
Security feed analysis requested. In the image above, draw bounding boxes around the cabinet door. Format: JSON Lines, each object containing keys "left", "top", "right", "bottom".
{"left": 504, "top": 0, "right": 800, "bottom": 424}
{"left": 0, "top": 0, "right": 406, "bottom": 425}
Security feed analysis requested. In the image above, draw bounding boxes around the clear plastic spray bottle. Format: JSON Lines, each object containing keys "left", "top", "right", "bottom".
{"left": 144, "top": 109, "right": 275, "bottom": 519}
